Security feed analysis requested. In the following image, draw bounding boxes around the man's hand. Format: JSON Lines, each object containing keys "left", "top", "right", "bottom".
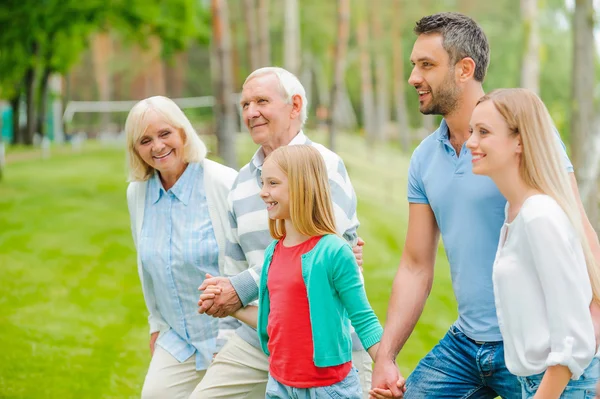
{"left": 149, "top": 331, "right": 159, "bottom": 356}
{"left": 353, "top": 237, "right": 365, "bottom": 270}
{"left": 198, "top": 273, "right": 242, "bottom": 318}
{"left": 370, "top": 359, "right": 406, "bottom": 399}
{"left": 590, "top": 301, "right": 600, "bottom": 348}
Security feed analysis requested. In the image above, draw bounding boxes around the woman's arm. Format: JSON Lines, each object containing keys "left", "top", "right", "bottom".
{"left": 534, "top": 365, "right": 572, "bottom": 399}
{"left": 523, "top": 211, "right": 596, "bottom": 383}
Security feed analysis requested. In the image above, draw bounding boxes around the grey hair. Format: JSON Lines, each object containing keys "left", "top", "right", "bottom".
{"left": 244, "top": 67, "right": 308, "bottom": 126}
{"left": 414, "top": 12, "right": 490, "bottom": 82}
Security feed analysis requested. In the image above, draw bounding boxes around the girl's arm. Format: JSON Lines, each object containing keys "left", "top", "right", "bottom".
{"left": 534, "top": 365, "right": 571, "bottom": 399}
{"left": 331, "top": 244, "right": 383, "bottom": 360}
{"left": 199, "top": 285, "right": 258, "bottom": 328}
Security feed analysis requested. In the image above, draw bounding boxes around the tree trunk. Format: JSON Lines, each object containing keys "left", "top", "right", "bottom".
{"left": 283, "top": 0, "right": 301, "bottom": 75}
{"left": 10, "top": 94, "right": 22, "bottom": 145}
{"left": 24, "top": 64, "right": 36, "bottom": 145}
{"left": 91, "top": 33, "right": 113, "bottom": 132}
{"left": 392, "top": 0, "right": 410, "bottom": 151}
{"left": 244, "top": 0, "right": 260, "bottom": 72}
{"left": 211, "top": 0, "right": 238, "bottom": 168}
{"left": 37, "top": 68, "right": 51, "bottom": 137}
{"left": 371, "top": 3, "right": 390, "bottom": 141}
{"left": 520, "top": 0, "right": 540, "bottom": 94}
{"left": 257, "top": 0, "right": 271, "bottom": 67}
{"left": 327, "top": 0, "right": 350, "bottom": 151}
{"left": 356, "top": 0, "right": 376, "bottom": 144}
{"left": 571, "top": 0, "right": 596, "bottom": 220}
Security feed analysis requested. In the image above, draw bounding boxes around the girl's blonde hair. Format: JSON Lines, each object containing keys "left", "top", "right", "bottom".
{"left": 125, "top": 96, "right": 207, "bottom": 181}
{"left": 479, "top": 88, "right": 600, "bottom": 303}
{"left": 265, "top": 145, "right": 337, "bottom": 239}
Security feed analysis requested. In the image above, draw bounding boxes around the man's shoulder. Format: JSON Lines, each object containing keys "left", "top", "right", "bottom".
{"left": 307, "top": 140, "right": 343, "bottom": 163}
{"left": 412, "top": 131, "right": 441, "bottom": 160}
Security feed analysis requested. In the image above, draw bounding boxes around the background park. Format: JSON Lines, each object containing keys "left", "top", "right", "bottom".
{"left": 0, "top": 0, "right": 599, "bottom": 398}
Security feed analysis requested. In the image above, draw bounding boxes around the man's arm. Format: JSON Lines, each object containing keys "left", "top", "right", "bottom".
{"left": 371, "top": 203, "right": 440, "bottom": 397}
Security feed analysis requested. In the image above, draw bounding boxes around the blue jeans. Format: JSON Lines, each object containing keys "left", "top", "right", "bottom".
{"left": 265, "top": 368, "right": 362, "bottom": 399}
{"left": 405, "top": 325, "right": 521, "bottom": 398}
{"left": 519, "top": 358, "right": 599, "bottom": 398}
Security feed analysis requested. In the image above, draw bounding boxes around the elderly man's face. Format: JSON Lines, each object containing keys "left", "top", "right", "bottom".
{"left": 240, "top": 74, "right": 294, "bottom": 149}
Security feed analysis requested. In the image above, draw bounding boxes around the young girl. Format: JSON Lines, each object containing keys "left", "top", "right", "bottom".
{"left": 202, "top": 145, "right": 402, "bottom": 398}
{"left": 466, "top": 88, "right": 600, "bottom": 398}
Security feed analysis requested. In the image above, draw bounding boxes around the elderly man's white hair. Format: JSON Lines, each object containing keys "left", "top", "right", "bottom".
{"left": 244, "top": 67, "right": 308, "bottom": 126}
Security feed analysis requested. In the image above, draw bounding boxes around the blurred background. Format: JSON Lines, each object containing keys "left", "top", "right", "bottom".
{"left": 0, "top": 0, "right": 599, "bottom": 398}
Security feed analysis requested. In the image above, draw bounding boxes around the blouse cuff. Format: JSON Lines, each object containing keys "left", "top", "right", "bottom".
{"left": 545, "top": 336, "right": 584, "bottom": 380}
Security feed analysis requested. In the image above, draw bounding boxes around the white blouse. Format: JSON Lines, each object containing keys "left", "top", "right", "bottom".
{"left": 493, "top": 194, "right": 596, "bottom": 379}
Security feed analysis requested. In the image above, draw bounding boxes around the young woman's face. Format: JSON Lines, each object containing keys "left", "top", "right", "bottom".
{"left": 467, "top": 100, "right": 521, "bottom": 177}
{"left": 135, "top": 111, "right": 187, "bottom": 177}
{"left": 260, "top": 158, "right": 290, "bottom": 220}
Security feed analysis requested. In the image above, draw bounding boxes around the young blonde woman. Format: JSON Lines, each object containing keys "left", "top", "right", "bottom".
{"left": 202, "top": 145, "right": 404, "bottom": 399}
{"left": 466, "top": 88, "right": 600, "bottom": 398}
{"left": 125, "top": 96, "right": 238, "bottom": 399}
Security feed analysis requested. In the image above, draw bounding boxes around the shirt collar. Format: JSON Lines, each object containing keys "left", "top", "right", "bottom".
{"left": 434, "top": 119, "right": 450, "bottom": 143}
{"left": 148, "top": 162, "right": 200, "bottom": 205}
{"left": 249, "top": 130, "right": 309, "bottom": 173}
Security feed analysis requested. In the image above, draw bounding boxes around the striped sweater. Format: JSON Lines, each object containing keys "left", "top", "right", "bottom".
{"left": 223, "top": 131, "right": 360, "bottom": 348}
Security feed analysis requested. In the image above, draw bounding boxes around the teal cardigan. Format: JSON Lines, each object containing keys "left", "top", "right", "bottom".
{"left": 257, "top": 234, "right": 383, "bottom": 368}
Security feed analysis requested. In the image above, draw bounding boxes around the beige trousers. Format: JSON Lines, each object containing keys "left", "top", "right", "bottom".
{"left": 141, "top": 345, "right": 207, "bottom": 399}
{"left": 191, "top": 334, "right": 373, "bottom": 399}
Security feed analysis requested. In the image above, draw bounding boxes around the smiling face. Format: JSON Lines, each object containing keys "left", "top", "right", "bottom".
{"left": 466, "top": 100, "right": 521, "bottom": 177}
{"left": 408, "top": 34, "right": 461, "bottom": 116}
{"left": 260, "top": 158, "right": 290, "bottom": 221}
{"left": 240, "top": 73, "right": 297, "bottom": 151}
{"left": 134, "top": 110, "right": 187, "bottom": 178}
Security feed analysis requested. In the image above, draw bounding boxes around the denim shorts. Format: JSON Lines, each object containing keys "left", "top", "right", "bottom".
{"left": 265, "top": 367, "right": 362, "bottom": 399}
{"left": 519, "top": 358, "right": 600, "bottom": 398}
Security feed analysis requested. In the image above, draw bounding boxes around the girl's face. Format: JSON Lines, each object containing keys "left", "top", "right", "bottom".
{"left": 466, "top": 100, "right": 521, "bottom": 177}
{"left": 260, "top": 158, "right": 290, "bottom": 220}
{"left": 134, "top": 111, "right": 187, "bottom": 177}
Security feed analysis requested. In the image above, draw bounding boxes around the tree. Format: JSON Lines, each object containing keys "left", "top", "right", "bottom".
{"left": 328, "top": 0, "right": 350, "bottom": 151}
{"left": 355, "top": 0, "right": 376, "bottom": 143}
{"left": 370, "top": 1, "right": 391, "bottom": 141}
{"left": 243, "top": 0, "right": 261, "bottom": 72}
{"left": 211, "top": 0, "right": 238, "bottom": 168}
{"left": 283, "top": 0, "right": 301, "bottom": 75}
{"left": 570, "top": 0, "right": 596, "bottom": 221}
{"left": 257, "top": 0, "right": 271, "bottom": 66}
{"left": 520, "top": 0, "right": 540, "bottom": 94}
{"left": 392, "top": 0, "right": 410, "bottom": 151}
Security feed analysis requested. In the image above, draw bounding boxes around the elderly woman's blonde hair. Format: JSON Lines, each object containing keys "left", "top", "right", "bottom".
{"left": 125, "top": 96, "right": 207, "bottom": 181}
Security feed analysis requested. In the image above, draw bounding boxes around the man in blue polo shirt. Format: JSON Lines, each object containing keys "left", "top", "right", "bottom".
{"left": 370, "top": 12, "right": 600, "bottom": 398}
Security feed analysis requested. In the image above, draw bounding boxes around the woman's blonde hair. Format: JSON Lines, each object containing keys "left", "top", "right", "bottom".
{"left": 125, "top": 96, "right": 207, "bottom": 181}
{"left": 265, "top": 145, "right": 337, "bottom": 240}
{"left": 479, "top": 88, "right": 600, "bottom": 303}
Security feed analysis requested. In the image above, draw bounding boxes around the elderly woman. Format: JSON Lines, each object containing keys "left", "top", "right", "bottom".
{"left": 125, "top": 96, "right": 237, "bottom": 399}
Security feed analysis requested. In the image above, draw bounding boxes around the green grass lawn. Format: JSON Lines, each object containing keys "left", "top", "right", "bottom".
{"left": 0, "top": 133, "right": 456, "bottom": 398}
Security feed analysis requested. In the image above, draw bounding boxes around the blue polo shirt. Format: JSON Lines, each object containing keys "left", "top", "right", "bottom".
{"left": 408, "top": 119, "right": 573, "bottom": 342}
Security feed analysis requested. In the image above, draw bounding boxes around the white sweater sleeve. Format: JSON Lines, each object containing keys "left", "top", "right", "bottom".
{"left": 523, "top": 214, "right": 596, "bottom": 379}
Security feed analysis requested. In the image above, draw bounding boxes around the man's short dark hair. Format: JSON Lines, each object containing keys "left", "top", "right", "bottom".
{"left": 414, "top": 12, "right": 490, "bottom": 82}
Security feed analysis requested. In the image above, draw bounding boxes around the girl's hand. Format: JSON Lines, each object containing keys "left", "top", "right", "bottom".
{"left": 369, "top": 377, "right": 406, "bottom": 399}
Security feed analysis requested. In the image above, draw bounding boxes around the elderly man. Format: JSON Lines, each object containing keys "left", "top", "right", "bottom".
{"left": 190, "top": 67, "right": 372, "bottom": 399}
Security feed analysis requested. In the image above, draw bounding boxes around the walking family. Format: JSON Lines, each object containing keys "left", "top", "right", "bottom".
{"left": 124, "top": 11, "right": 600, "bottom": 399}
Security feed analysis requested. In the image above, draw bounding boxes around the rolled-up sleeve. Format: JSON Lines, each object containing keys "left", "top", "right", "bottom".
{"left": 523, "top": 215, "right": 596, "bottom": 379}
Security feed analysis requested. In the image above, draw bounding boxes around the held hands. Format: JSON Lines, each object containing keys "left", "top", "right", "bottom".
{"left": 369, "top": 360, "right": 407, "bottom": 399}
{"left": 197, "top": 273, "right": 242, "bottom": 317}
